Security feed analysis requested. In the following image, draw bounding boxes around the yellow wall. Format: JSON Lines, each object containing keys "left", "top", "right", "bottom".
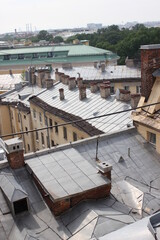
{"left": 30, "top": 103, "right": 90, "bottom": 151}
{"left": 0, "top": 105, "right": 12, "bottom": 139}
{"left": 113, "top": 82, "right": 141, "bottom": 94}
{"left": 136, "top": 123, "right": 160, "bottom": 154}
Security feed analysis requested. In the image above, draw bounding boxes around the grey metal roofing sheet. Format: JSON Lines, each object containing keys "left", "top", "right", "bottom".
{"left": 26, "top": 148, "right": 109, "bottom": 200}
{"left": 53, "top": 65, "right": 141, "bottom": 81}
{"left": 36, "top": 82, "right": 133, "bottom": 133}
{"left": 0, "top": 74, "right": 22, "bottom": 90}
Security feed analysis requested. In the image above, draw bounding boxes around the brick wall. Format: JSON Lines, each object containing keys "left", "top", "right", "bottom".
{"left": 32, "top": 173, "right": 111, "bottom": 216}
{"left": 7, "top": 150, "right": 24, "bottom": 169}
{"left": 141, "top": 48, "right": 160, "bottom": 101}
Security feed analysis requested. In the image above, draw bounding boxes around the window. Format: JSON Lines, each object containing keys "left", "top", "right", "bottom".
{"left": 51, "top": 140, "right": 55, "bottom": 147}
{"left": 3, "top": 55, "right": 10, "bottom": 60}
{"left": 32, "top": 53, "right": 38, "bottom": 58}
{"left": 18, "top": 54, "right": 24, "bottom": 59}
{"left": 73, "top": 132, "right": 77, "bottom": 141}
{"left": 47, "top": 52, "right": 53, "bottom": 58}
{"left": 41, "top": 132, "right": 45, "bottom": 145}
{"left": 28, "top": 144, "right": 30, "bottom": 151}
{"left": 11, "top": 111, "right": 13, "bottom": 119}
{"left": 45, "top": 116, "right": 48, "bottom": 126}
{"left": 39, "top": 113, "right": 42, "bottom": 123}
{"left": 18, "top": 113, "right": 20, "bottom": 122}
{"left": 63, "top": 127, "right": 67, "bottom": 140}
{"left": 33, "top": 109, "right": 36, "bottom": 119}
{"left": 46, "top": 136, "right": 49, "bottom": 148}
{"left": 110, "top": 86, "right": 115, "bottom": 94}
{"left": 36, "top": 130, "right": 39, "bottom": 141}
{"left": 25, "top": 127, "right": 28, "bottom": 135}
{"left": 49, "top": 118, "right": 52, "bottom": 129}
{"left": 124, "top": 86, "right": 129, "bottom": 91}
{"left": 55, "top": 122, "right": 58, "bottom": 134}
{"left": 149, "top": 132, "right": 156, "bottom": 145}
{"left": 24, "top": 115, "right": 26, "bottom": 120}
{"left": 136, "top": 86, "right": 141, "bottom": 94}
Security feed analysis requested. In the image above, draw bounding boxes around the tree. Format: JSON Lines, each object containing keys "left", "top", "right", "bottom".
{"left": 37, "top": 30, "right": 53, "bottom": 42}
{"left": 53, "top": 36, "right": 64, "bottom": 43}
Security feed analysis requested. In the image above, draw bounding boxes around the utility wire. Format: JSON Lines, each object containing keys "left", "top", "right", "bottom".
{"left": 0, "top": 101, "right": 159, "bottom": 138}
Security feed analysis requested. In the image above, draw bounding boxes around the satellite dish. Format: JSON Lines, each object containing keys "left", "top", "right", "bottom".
{"left": 116, "top": 88, "right": 120, "bottom": 100}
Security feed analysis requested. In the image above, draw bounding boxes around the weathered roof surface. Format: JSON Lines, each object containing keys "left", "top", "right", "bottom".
{"left": 53, "top": 65, "right": 141, "bottom": 81}
{"left": 153, "top": 68, "right": 160, "bottom": 77}
{"left": 0, "top": 74, "right": 22, "bottom": 90}
{"left": 140, "top": 44, "right": 160, "bottom": 50}
{"left": 26, "top": 149, "right": 110, "bottom": 200}
{"left": 1, "top": 128, "right": 160, "bottom": 239}
{"left": 31, "top": 82, "right": 132, "bottom": 133}
{"left": 0, "top": 173, "right": 27, "bottom": 202}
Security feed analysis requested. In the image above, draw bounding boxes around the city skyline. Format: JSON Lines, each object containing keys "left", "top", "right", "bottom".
{"left": 0, "top": 0, "right": 160, "bottom": 34}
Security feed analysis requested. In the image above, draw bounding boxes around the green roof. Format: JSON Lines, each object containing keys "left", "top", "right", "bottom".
{"left": 0, "top": 44, "right": 109, "bottom": 56}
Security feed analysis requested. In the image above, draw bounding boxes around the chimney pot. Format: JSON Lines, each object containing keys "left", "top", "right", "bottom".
{"left": 131, "top": 93, "right": 141, "bottom": 108}
{"left": 59, "top": 88, "right": 64, "bottom": 100}
{"left": 90, "top": 82, "right": 98, "bottom": 93}
{"left": 97, "top": 162, "right": 112, "bottom": 180}
{"left": 79, "top": 85, "right": 86, "bottom": 100}
{"left": 118, "top": 89, "right": 131, "bottom": 102}
{"left": 68, "top": 77, "right": 76, "bottom": 90}
{"left": 4, "top": 138, "right": 24, "bottom": 169}
{"left": 100, "top": 84, "right": 111, "bottom": 98}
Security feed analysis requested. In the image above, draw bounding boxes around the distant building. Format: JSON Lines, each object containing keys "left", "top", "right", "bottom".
{"left": 0, "top": 44, "right": 119, "bottom": 71}
{"left": 87, "top": 23, "right": 102, "bottom": 30}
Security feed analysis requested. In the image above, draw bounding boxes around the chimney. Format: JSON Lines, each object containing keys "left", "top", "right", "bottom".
{"left": 68, "top": 77, "right": 76, "bottom": 90}
{"left": 141, "top": 45, "right": 160, "bottom": 101}
{"left": 55, "top": 68, "right": 59, "bottom": 82}
{"left": 59, "top": 73, "right": 64, "bottom": 82}
{"left": 77, "top": 77, "right": 83, "bottom": 87}
{"left": 94, "top": 62, "right": 98, "bottom": 68}
{"left": 45, "top": 78, "right": 53, "bottom": 89}
{"left": 4, "top": 138, "right": 24, "bottom": 169}
{"left": 63, "top": 75, "right": 69, "bottom": 85}
{"left": 119, "top": 89, "right": 131, "bottom": 102}
{"left": 131, "top": 94, "right": 141, "bottom": 108}
{"left": 100, "top": 84, "right": 110, "bottom": 98}
{"left": 97, "top": 162, "right": 112, "bottom": 180}
{"left": 90, "top": 82, "right": 98, "bottom": 93}
{"left": 59, "top": 88, "right": 64, "bottom": 100}
{"left": 101, "top": 63, "right": 106, "bottom": 72}
{"left": 79, "top": 86, "right": 86, "bottom": 100}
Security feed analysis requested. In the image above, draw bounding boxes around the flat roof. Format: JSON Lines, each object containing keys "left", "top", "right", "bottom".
{"left": 26, "top": 149, "right": 110, "bottom": 200}
{"left": 53, "top": 65, "right": 141, "bottom": 81}
{"left": 140, "top": 44, "right": 160, "bottom": 50}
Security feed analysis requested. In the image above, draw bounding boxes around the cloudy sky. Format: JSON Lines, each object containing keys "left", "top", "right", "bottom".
{"left": 0, "top": 0, "right": 160, "bottom": 33}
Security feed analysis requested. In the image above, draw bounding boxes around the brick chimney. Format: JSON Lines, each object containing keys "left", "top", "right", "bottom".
{"left": 59, "top": 88, "right": 64, "bottom": 100}
{"left": 131, "top": 94, "right": 141, "bottom": 108}
{"left": 97, "top": 162, "right": 112, "bottom": 180}
{"left": 45, "top": 78, "right": 53, "bottom": 89}
{"left": 59, "top": 73, "right": 64, "bottom": 82}
{"left": 68, "top": 77, "right": 76, "bottom": 90}
{"left": 55, "top": 68, "right": 59, "bottom": 82}
{"left": 100, "top": 84, "right": 110, "bottom": 98}
{"left": 141, "top": 44, "right": 160, "bottom": 101}
{"left": 63, "top": 75, "right": 69, "bottom": 85}
{"left": 101, "top": 63, "right": 106, "bottom": 72}
{"left": 4, "top": 138, "right": 24, "bottom": 169}
{"left": 119, "top": 89, "right": 131, "bottom": 102}
{"left": 90, "top": 82, "right": 98, "bottom": 93}
{"left": 79, "top": 86, "right": 86, "bottom": 100}
{"left": 77, "top": 77, "right": 83, "bottom": 88}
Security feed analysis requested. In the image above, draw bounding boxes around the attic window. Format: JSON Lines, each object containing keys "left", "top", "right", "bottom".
{"left": 148, "top": 132, "right": 156, "bottom": 145}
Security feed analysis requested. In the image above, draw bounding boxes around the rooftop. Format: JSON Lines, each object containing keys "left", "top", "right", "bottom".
{"left": 53, "top": 65, "right": 141, "bottom": 82}
{"left": 1, "top": 128, "right": 160, "bottom": 239}
{"left": 30, "top": 82, "right": 133, "bottom": 134}
{"left": 0, "top": 73, "right": 22, "bottom": 91}
{"left": 140, "top": 44, "right": 160, "bottom": 50}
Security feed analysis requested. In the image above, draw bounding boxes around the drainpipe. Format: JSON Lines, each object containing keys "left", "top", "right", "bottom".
{"left": 43, "top": 111, "right": 50, "bottom": 149}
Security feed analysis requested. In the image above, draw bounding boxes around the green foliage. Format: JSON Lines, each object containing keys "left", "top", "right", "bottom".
{"left": 37, "top": 30, "right": 53, "bottom": 42}
{"left": 53, "top": 36, "right": 64, "bottom": 43}
{"left": 66, "top": 24, "right": 160, "bottom": 64}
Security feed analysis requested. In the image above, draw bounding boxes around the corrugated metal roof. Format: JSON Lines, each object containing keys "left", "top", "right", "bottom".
{"left": 36, "top": 82, "right": 133, "bottom": 133}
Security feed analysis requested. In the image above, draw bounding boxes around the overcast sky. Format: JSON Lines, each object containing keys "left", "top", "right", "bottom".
{"left": 0, "top": 0, "right": 160, "bottom": 34}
